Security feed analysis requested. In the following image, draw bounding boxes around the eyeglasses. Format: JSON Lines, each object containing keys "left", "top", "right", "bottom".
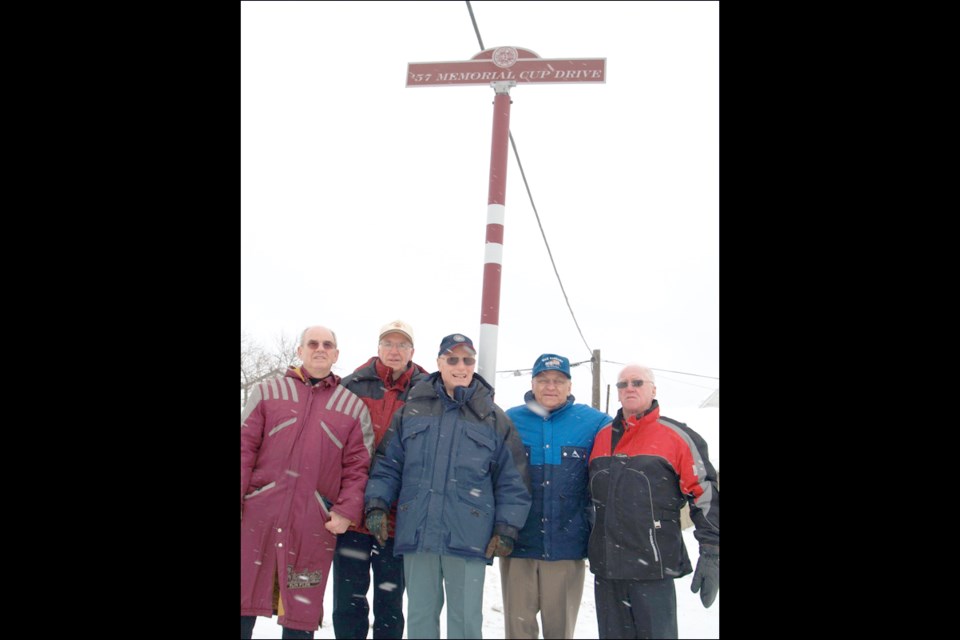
{"left": 379, "top": 341, "right": 412, "bottom": 351}
{"left": 443, "top": 356, "right": 476, "bottom": 366}
{"left": 306, "top": 339, "right": 337, "bottom": 350}
{"left": 535, "top": 377, "right": 569, "bottom": 387}
{"left": 616, "top": 379, "right": 649, "bottom": 389}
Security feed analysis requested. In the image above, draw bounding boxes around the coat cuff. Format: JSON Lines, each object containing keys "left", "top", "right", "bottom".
{"left": 365, "top": 498, "right": 389, "bottom": 515}
{"left": 493, "top": 523, "right": 519, "bottom": 541}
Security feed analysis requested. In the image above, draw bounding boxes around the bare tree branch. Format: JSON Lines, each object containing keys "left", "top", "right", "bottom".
{"left": 241, "top": 331, "right": 299, "bottom": 408}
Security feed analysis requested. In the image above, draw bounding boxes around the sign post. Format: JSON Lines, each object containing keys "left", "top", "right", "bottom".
{"left": 407, "top": 47, "right": 605, "bottom": 386}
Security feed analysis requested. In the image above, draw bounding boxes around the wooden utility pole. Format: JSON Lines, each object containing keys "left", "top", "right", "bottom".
{"left": 592, "top": 349, "right": 601, "bottom": 410}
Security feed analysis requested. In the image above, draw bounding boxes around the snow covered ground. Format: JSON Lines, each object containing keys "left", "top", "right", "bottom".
{"left": 250, "top": 527, "right": 718, "bottom": 639}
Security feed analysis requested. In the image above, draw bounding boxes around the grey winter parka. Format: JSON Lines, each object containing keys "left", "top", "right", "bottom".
{"left": 364, "top": 372, "right": 532, "bottom": 562}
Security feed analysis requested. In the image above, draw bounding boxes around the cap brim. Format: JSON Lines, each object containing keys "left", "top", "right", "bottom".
{"left": 380, "top": 331, "right": 413, "bottom": 344}
{"left": 443, "top": 346, "right": 476, "bottom": 356}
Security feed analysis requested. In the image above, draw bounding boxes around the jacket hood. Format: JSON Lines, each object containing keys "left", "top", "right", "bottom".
{"left": 285, "top": 365, "right": 341, "bottom": 388}
{"left": 352, "top": 356, "right": 429, "bottom": 382}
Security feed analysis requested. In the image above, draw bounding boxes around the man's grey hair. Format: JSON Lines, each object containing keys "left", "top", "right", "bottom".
{"left": 618, "top": 364, "right": 656, "bottom": 385}
{"left": 298, "top": 326, "right": 338, "bottom": 347}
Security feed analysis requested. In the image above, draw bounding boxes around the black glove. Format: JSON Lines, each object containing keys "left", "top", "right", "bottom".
{"left": 690, "top": 544, "right": 719, "bottom": 608}
{"left": 365, "top": 509, "right": 388, "bottom": 546}
{"left": 485, "top": 534, "right": 514, "bottom": 558}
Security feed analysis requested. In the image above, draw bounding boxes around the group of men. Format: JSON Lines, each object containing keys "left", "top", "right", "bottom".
{"left": 241, "top": 321, "right": 719, "bottom": 639}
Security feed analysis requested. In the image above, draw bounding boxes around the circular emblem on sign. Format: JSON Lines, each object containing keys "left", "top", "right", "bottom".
{"left": 492, "top": 47, "right": 519, "bottom": 69}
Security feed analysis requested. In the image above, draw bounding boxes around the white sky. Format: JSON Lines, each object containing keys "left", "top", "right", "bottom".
{"left": 241, "top": 1, "right": 719, "bottom": 410}
{"left": 250, "top": 524, "right": 719, "bottom": 639}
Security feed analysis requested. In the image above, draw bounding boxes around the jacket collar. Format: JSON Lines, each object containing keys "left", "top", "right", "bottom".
{"left": 287, "top": 365, "right": 340, "bottom": 388}
{"left": 614, "top": 399, "right": 660, "bottom": 431}
{"left": 522, "top": 389, "right": 575, "bottom": 416}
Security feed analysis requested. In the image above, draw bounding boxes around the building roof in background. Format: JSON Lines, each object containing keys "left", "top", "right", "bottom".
{"left": 699, "top": 388, "right": 719, "bottom": 408}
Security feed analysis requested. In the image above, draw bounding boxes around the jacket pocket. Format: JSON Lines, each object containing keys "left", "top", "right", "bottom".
{"left": 394, "top": 495, "right": 423, "bottom": 550}
{"left": 268, "top": 417, "right": 297, "bottom": 437}
{"left": 315, "top": 491, "right": 332, "bottom": 521}
{"left": 560, "top": 446, "right": 589, "bottom": 498}
{"left": 446, "top": 502, "right": 491, "bottom": 556}
{"left": 455, "top": 425, "right": 496, "bottom": 509}
{"left": 399, "top": 420, "right": 432, "bottom": 488}
{"left": 243, "top": 481, "right": 276, "bottom": 500}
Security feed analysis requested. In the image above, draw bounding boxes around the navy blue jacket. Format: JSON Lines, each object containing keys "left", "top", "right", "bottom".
{"left": 506, "top": 392, "right": 611, "bottom": 560}
{"left": 364, "top": 372, "right": 532, "bottom": 563}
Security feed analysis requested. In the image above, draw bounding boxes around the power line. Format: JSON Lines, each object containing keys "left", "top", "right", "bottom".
{"left": 497, "top": 358, "right": 718, "bottom": 383}
{"left": 510, "top": 133, "right": 593, "bottom": 356}
{"left": 467, "top": 2, "right": 714, "bottom": 386}
{"left": 601, "top": 359, "right": 719, "bottom": 380}
{"left": 496, "top": 358, "right": 592, "bottom": 376}
{"left": 465, "top": 1, "right": 593, "bottom": 358}
{"left": 466, "top": 1, "right": 484, "bottom": 49}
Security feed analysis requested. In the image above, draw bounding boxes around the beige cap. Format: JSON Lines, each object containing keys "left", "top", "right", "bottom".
{"left": 379, "top": 320, "right": 414, "bottom": 346}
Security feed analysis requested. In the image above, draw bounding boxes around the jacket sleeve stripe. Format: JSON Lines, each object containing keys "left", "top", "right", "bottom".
{"left": 658, "top": 419, "right": 713, "bottom": 497}
{"left": 342, "top": 391, "right": 360, "bottom": 417}
{"left": 358, "top": 406, "right": 374, "bottom": 458}
{"left": 658, "top": 418, "right": 719, "bottom": 531}
{"left": 241, "top": 383, "right": 264, "bottom": 426}
{"left": 285, "top": 377, "right": 299, "bottom": 403}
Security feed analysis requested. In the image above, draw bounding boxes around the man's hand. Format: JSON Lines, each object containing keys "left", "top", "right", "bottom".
{"left": 365, "top": 509, "right": 388, "bottom": 546}
{"left": 690, "top": 545, "right": 719, "bottom": 608}
{"left": 485, "top": 534, "right": 514, "bottom": 559}
{"left": 325, "top": 510, "right": 352, "bottom": 535}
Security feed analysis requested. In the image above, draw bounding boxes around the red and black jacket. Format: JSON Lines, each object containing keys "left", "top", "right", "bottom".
{"left": 588, "top": 400, "right": 719, "bottom": 581}
{"left": 340, "top": 357, "right": 428, "bottom": 537}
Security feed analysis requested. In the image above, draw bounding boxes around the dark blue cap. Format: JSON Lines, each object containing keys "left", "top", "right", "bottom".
{"left": 438, "top": 333, "right": 477, "bottom": 356}
{"left": 532, "top": 353, "right": 571, "bottom": 378}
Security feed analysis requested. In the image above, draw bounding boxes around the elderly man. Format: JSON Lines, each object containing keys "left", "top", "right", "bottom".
{"left": 332, "top": 320, "right": 428, "bottom": 639}
{"left": 364, "top": 333, "right": 532, "bottom": 639}
{"left": 500, "top": 353, "right": 612, "bottom": 639}
{"left": 241, "top": 326, "right": 374, "bottom": 639}
{"left": 588, "top": 364, "right": 719, "bottom": 639}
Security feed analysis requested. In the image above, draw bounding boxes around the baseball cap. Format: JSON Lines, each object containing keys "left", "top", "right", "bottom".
{"left": 532, "top": 353, "right": 571, "bottom": 379}
{"left": 379, "top": 320, "right": 414, "bottom": 346}
{"left": 438, "top": 333, "right": 477, "bottom": 356}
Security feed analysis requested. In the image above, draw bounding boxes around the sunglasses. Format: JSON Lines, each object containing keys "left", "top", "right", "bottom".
{"left": 616, "top": 379, "right": 648, "bottom": 389}
{"left": 305, "top": 339, "right": 337, "bottom": 350}
{"left": 443, "top": 356, "right": 476, "bottom": 366}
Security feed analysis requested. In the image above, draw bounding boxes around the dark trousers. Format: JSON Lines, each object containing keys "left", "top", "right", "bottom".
{"left": 240, "top": 615, "right": 314, "bottom": 639}
{"left": 332, "top": 530, "right": 405, "bottom": 639}
{"left": 594, "top": 576, "right": 678, "bottom": 639}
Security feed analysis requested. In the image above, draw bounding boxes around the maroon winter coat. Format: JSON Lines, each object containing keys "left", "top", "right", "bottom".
{"left": 241, "top": 366, "right": 374, "bottom": 632}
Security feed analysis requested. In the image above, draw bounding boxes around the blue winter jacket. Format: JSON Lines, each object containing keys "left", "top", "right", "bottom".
{"left": 364, "top": 372, "right": 532, "bottom": 563}
{"left": 506, "top": 392, "right": 611, "bottom": 560}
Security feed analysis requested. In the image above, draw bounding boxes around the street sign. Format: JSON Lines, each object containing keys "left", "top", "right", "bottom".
{"left": 407, "top": 46, "right": 605, "bottom": 87}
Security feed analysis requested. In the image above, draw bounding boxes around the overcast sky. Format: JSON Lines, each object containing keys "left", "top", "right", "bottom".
{"left": 241, "top": 1, "right": 719, "bottom": 410}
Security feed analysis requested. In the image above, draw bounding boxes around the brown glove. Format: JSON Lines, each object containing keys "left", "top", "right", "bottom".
{"left": 365, "top": 509, "right": 388, "bottom": 546}
{"left": 485, "top": 534, "right": 514, "bottom": 559}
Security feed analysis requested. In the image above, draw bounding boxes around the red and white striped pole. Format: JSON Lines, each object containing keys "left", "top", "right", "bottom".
{"left": 478, "top": 81, "right": 515, "bottom": 386}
